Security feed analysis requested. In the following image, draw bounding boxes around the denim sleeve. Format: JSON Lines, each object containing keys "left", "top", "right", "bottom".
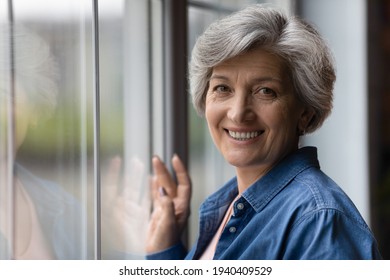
{"left": 146, "top": 242, "right": 188, "bottom": 260}
{"left": 284, "top": 209, "right": 382, "bottom": 260}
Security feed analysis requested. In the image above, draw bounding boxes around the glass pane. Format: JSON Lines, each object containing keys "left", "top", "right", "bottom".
{"left": 0, "top": 0, "right": 95, "bottom": 259}
{"left": 97, "top": 0, "right": 126, "bottom": 259}
{"left": 1, "top": 0, "right": 163, "bottom": 260}
{"left": 0, "top": 1, "right": 13, "bottom": 260}
{"left": 99, "top": 0, "right": 162, "bottom": 259}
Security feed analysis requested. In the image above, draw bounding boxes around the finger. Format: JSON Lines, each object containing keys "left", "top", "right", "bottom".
{"left": 172, "top": 154, "right": 191, "bottom": 202}
{"left": 103, "top": 156, "right": 122, "bottom": 203}
{"left": 146, "top": 189, "right": 179, "bottom": 253}
{"left": 152, "top": 156, "right": 177, "bottom": 197}
{"left": 106, "top": 156, "right": 122, "bottom": 187}
{"left": 153, "top": 186, "right": 175, "bottom": 220}
{"left": 123, "top": 157, "right": 145, "bottom": 202}
{"left": 139, "top": 174, "right": 153, "bottom": 210}
{"left": 150, "top": 176, "right": 160, "bottom": 204}
{"left": 159, "top": 192, "right": 176, "bottom": 221}
{"left": 149, "top": 187, "right": 171, "bottom": 228}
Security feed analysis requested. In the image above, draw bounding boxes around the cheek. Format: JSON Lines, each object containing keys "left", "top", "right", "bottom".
{"left": 204, "top": 97, "right": 219, "bottom": 126}
{"left": 14, "top": 110, "right": 30, "bottom": 148}
{"left": 261, "top": 102, "right": 299, "bottom": 133}
{"left": 204, "top": 98, "right": 225, "bottom": 141}
{"left": 205, "top": 105, "right": 217, "bottom": 136}
{"left": 14, "top": 101, "right": 36, "bottom": 150}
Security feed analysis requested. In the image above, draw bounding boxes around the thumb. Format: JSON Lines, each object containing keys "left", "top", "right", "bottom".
{"left": 158, "top": 187, "right": 176, "bottom": 221}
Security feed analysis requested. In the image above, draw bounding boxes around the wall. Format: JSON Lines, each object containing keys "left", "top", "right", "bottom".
{"left": 299, "top": 0, "right": 370, "bottom": 223}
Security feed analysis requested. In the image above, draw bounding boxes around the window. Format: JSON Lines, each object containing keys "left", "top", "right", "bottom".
{"left": 0, "top": 0, "right": 167, "bottom": 260}
{"left": 2, "top": 0, "right": 379, "bottom": 259}
{"left": 1, "top": 0, "right": 97, "bottom": 260}
{"left": 0, "top": 0, "right": 294, "bottom": 260}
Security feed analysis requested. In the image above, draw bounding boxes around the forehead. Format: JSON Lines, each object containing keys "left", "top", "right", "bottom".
{"left": 211, "top": 49, "right": 288, "bottom": 80}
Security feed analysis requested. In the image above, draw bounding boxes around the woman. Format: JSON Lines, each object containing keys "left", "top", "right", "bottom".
{"left": 0, "top": 25, "right": 82, "bottom": 259}
{"left": 146, "top": 5, "right": 382, "bottom": 259}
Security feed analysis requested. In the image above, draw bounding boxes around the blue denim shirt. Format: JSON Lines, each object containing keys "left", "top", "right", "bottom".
{"left": 0, "top": 165, "right": 83, "bottom": 259}
{"left": 147, "top": 146, "right": 382, "bottom": 260}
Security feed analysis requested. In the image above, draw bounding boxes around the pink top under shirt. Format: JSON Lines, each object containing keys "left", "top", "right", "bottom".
{"left": 16, "top": 185, "right": 54, "bottom": 260}
{"left": 199, "top": 195, "right": 240, "bottom": 260}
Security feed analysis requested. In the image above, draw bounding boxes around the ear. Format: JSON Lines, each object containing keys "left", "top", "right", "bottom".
{"left": 298, "top": 107, "right": 315, "bottom": 135}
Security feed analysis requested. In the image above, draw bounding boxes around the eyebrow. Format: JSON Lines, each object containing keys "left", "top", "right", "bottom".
{"left": 209, "top": 74, "right": 283, "bottom": 83}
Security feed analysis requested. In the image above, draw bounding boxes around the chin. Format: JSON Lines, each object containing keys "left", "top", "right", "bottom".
{"left": 225, "top": 156, "right": 261, "bottom": 169}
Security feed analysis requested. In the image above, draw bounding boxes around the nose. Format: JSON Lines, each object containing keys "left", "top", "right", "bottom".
{"left": 227, "top": 93, "right": 256, "bottom": 123}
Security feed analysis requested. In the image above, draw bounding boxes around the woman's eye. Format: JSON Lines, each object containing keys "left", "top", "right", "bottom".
{"left": 214, "top": 85, "right": 230, "bottom": 93}
{"left": 255, "top": 87, "right": 276, "bottom": 99}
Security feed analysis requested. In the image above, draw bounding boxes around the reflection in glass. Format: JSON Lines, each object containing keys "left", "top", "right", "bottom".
{"left": 0, "top": 0, "right": 95, "bottom": 259}
{"left": 0, "top": 23, "right": 83, "bottom": 259}
{"left": 1, "top": 0, "right": 162, "bottom": 259}
{"left": 99, "top": 0, "right": 161, "bottom": 259}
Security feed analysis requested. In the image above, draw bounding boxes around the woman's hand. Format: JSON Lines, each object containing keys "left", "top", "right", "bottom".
{"left": 146, "top": 154, "right": 191, "bottom": 254}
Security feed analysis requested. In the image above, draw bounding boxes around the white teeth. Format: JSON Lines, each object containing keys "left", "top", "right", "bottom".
{"left": 228, "top": 130, "right": 260, "bottom": 141}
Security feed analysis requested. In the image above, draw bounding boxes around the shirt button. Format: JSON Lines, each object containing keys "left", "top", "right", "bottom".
{"left": 237, "top": 203, "right": 244, "bottom": 210}
{"left": 229, "top": 226, "right": 237, "bottom": 233}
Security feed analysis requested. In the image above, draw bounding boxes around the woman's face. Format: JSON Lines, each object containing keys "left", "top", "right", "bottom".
{"left": 0, "top": 85, "right": 37, "bottom": 157}
{"left": 205, "top": 49, "right": 311, "bottom": 174}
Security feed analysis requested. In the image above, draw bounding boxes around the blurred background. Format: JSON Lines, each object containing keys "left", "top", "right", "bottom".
{"left": 0, "top": 0, "right": 389, "bottom": 259}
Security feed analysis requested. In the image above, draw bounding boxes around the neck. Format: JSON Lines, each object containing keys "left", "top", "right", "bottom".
{"left": 235, "top": 147, "right": 299, "bottom": 193}
{"left": 235, "top": 165, "right": 272, "bottom": 194}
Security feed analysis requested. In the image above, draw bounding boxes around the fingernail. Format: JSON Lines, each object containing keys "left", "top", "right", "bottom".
{"left": 173, "top": 153, "right": 180, "bottom": 161}
{"left": 153, "top": 155, "right": 163, "bottom": 163}
{"left": 159, "top": 186, "right": 167, "bottom": 197}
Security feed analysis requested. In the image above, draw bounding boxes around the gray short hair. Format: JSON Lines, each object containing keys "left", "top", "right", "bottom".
{"left": 189, "top": 4, "right": 336, "bottom": 133}
{"left": 0, "top": 24, "right": 59, "bottom": 122}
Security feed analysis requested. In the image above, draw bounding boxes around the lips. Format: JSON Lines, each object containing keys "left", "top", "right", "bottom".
{"left": 227, "top": 129, "right": 264, "bottom": 141}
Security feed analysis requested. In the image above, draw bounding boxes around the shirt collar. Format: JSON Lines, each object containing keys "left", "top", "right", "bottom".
{"left": 200, "top": 146, "right": 320, "bottom": 214}
{"left": 199, "top": 176, "right": 239, "bottom": 214}
{"left": 15, "top": 164, "right": 66, "bottom": 217}
{"left": 242, "top": 146, "right": 320, "bottom": 213}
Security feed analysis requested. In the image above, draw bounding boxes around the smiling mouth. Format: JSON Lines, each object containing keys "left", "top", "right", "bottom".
{"left": 227, "top": 129, "right": 264, "bottom": 141}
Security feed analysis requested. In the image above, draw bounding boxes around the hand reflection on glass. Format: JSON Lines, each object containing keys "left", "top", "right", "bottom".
{"left": 101, "top": 156, "right": 151, "bottom": 258}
